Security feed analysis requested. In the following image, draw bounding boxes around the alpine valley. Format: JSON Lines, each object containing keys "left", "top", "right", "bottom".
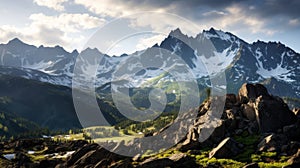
{"left": 0, "top": 28, "right": 299, "bottom": 133}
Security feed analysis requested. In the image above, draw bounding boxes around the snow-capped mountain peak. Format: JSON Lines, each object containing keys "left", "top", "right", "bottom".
{"left": 0, "top": 28, "right": 299, "bottom": 98}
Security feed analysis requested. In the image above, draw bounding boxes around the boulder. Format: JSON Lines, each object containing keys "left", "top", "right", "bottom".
{"left": 66, "top": 143, "right": 99, "bottom": 166}
{"left": 238, "top": 83, "right": 269, "bottom": 104}
{"left": 254, "top": 95, "right": 297, "bottom": 133}
{"left": 209, "top": 137, "right": 242, "bottom": 159}
{"left": 72, "top": 146, "right": 122, "bottom": 167}
{"left": 257, "top": 134, "right": 288, "bottom": 152}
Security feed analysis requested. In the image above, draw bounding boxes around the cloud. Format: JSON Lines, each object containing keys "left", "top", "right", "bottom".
{"left": 215, "top": 5, "right": 277, "bottom": 35}
{"left": 136, "top": 34, "right": 166, "bottom": 50}
{"left": 289, "top": 19, "right": 299, "bottom": 26}
{"left": 74, "top": 0, "right": 128, "bottom": 17}
{"left": 127, "top": 12, "right": 200, "bottom": 36}
{"left": 29, "top": 13, "right": 105, "bottom": 32}
{"left": 253, "top": 0, "right": 300, "bottom": 18}
{"left": 74, "top": 0, "right": 168, "bottom": 17}
{"left": 33, "top": 0, "right": 68, "bottom": 11}
{"left": 202, "top": 10, "right": 227, "bottom": 17}
{"left": 74, "top": 0, "right": 282, "bottom": 36}
{"left": 2, "top": 0, "right": 300, "bottom": 53}
{"left": 0, "top": 13, "right": 105, "bottom": 51}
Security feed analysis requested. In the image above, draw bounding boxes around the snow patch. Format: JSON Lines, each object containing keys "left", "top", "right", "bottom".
{"left": 256, "top": 50, "right": 295, "bottom": 82}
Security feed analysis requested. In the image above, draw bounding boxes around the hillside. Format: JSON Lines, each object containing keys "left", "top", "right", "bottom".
{"left": 0, "top": 74, "right": 81, "bottom": 131}
{"left": 0, "top": 111, "right": 40, "bottom": 140}
{"left": 1, "top": 83, "right": 300, "bottom": 167}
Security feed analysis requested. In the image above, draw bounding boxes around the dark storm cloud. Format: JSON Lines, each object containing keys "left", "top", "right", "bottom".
{"left": 244, "top": 0, "right": 300, "bottom": 18}
{"left": 124, "top": 0, "right": 300, "bottom": 19}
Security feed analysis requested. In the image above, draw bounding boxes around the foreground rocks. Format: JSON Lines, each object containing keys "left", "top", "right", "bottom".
{"left": 209, "top": 137, "right": 242, "bottom": 159}
{"left": 1, "top": 83, "right": 300, "bottom": 167}
{"left": 238, "top": 83, "right": 297, "bottom": 133}
{"left": 172, "top": 83, "right": 300, "bottom": 166}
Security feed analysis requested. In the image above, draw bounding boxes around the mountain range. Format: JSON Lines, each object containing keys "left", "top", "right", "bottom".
{"left": 0, "top": 28, "right": 299, "bottom": 132}
{"left": 0, "top": 28, "right": 299, "bottom": 98}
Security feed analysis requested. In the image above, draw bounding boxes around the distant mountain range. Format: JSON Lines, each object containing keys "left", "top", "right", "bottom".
{"left": 0, "top": 28, "right": 299, "bottom": 98}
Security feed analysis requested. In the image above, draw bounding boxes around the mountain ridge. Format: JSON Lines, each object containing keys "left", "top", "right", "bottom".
{"left": 0, "top": 28, "right": 299, "bottom": 98}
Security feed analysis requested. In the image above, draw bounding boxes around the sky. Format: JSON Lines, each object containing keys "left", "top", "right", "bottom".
{"left": 0, "top": 0, "right": 300, "bottom": 55}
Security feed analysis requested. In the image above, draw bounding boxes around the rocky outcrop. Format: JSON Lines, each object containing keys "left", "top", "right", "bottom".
{"left": 254, "top": 95, "right": 297, "bottom": 133}
{"left": 237, "top": 83, "right": 297, "bottom": 133}
{"left": 62, "top": 143, "right": 124, "bottom": 168}
{"left": 238, "top": 83, "right": 270, "bottom": 103}
{"left": 257, "top": 134, "right": 288, "bottom": 152}
{"left": 176, "top": 83, "right": 298, "bottom": 156}
{"left": 178, "top": 81, "right": 298, "bottom": 166}
{"left": 209, "top": 137, "right": 242, "bottom": 159}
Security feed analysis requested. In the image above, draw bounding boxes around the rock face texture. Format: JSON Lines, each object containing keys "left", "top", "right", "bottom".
{"left": 238, "top": 83, "right": 269, "bottom": 103}
{"left": 175, "top": 83, "right": 300, "bottom": 164}
{"left": 209, "top": 137, "right": 242, "bottom": 159}
{"left": 237, "top": 83, "right": 297, "bottom": 133}
{"left": 254, "top": 95, "right": 297, "bottom": 133}
{"left": 179, "top": 83, "right": 297, "bottom": 150}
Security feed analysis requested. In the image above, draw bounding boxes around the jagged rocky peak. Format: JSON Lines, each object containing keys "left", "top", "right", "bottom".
{"left": 167, "top": 28, "right": 191, "bottom": 42}
{"left": 7, "top": 37, "right": 24, "bottom": 45}
{"left": 80, "top": 47, "right": 103, "bottom": 55}
{"left": 5, "top": 37, "right": 35, "bottom": 49}
{"left": 169, "top": 28, "right": 184, "bottom": 37}
{"left": 201, "top": 28, "right": 234, "bottom": 42}
{"left": 207, "top": 27, "right": 218, "bottom": 34}
{"left": 71, "top": 49, "right": 79, "bottom": 55}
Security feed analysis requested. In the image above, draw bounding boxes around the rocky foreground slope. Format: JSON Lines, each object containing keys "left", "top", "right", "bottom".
{"left": 1, "top": 83, "right": 300, "bottom": 167}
